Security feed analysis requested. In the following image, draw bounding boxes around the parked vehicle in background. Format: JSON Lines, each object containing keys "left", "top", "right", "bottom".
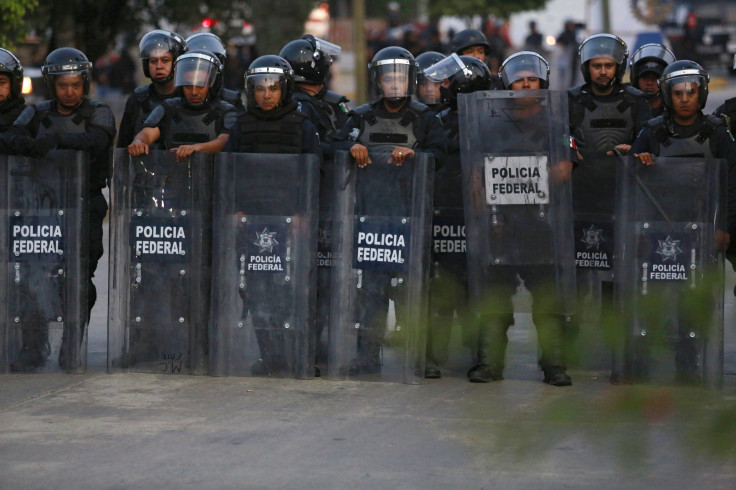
{"left": 660, "top": 0, "right": 736, "bottom": 70}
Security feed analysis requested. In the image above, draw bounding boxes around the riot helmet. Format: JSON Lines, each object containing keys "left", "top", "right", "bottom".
{"left": 578, "top": 33, "right": 628, "bottom": 86}
{"left": 186, "top": 32, "right": 227, "bottom": 66}
{"left": 139, "top": 29, "right": 187, "bottom": 83}
{"left": 415, "top": 51, "right": 446, "bottom": 105}
{"left": 244, "top": 55, "right": 295, "bottom": 110}
{"left": 425, "top": 53, "right": 491, "bottom": 108}
{"left": 629, "top": 43, "right": 676, "bottom": 94}
{"left": 369, "top": 46, "right": 417, "bottom": 107}
{"left": 279, "top": 34, "right": 341, "bottom": 85}
{"left": 450, "top": 29, "right": 490, "bottom": 57}
{"left": 659, "top": 60, "right": 709, "bottom": 111}
{"left": 174, "top": 50, "right": 223, "bottom": 102}
{"left": 42, "top": 47, "right": 93, "bottom": 98}
{"left": 0, "top": 48, "right": 24, "bottom": 100}
{"left": 499, "top": 51, "right": 550, "bottom": 89}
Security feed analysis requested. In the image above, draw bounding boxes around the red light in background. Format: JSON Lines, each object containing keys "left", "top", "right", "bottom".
{"left": 201, "top": 18, "right": 213, "bottom": 28}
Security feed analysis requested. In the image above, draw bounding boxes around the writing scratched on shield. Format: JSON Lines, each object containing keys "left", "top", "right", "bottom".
{"left": 158, "top": 352, "right": 184, "bottom": 373}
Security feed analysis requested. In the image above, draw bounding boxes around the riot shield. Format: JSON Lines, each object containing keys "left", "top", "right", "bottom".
{"left": 209, "top": 152, "right": 319, "bottom": 379}
{"left": 571, "top": 155, "right": 619, "bottom": 371}
{"left": 0, "top": 151, "right": 88, "bottom": 373}
{"left": 328, "top": 150, "right": 433, "bottom": 383}
{"left": 615, "top": 156, "right": 725, "bottom": 387}
{"left": 458, "top": 90, "right": 575, "bottom": 313}
{"left": 107, "top": 149, "right": 213, "bottom": 374}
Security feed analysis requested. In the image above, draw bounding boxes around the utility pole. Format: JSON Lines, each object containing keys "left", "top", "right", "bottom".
{"left": 352, "top": 0, "right": 367, "bottom": 104}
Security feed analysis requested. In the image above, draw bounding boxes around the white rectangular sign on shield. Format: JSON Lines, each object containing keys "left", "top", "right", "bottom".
{"left": 484, "top": 154, "right": 549, "bottom": 205}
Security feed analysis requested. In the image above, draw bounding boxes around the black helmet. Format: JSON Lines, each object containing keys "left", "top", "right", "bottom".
{"left": 450, "top": 29, "right": 490, "bottom": 56}
{"left": 499, "top": 51, "right": 550, "bottom": 89}
{"left": 42, "top": 47, "right": 93, "bottom": 97}
{"left": 0, "top": 48, "right": 24, "bottom": 100}
{"left": 629, "top": 43, "right": 676, "bottom": 89}
{"left": 424, "top": 53, "right": 491, "bottom": 108}
{"left": 244, "top": 55, "right": 295, "bottom": 109}
{"left": 659, "top": 60, "right": 709, "bottom": 111}
{"left": 415, "top": 51, "right": 446, "bottom": 105}
{"left": 578, "top": 33, "right": 628, "bottom": 85}
{"left": 139, "top": 29, "right": 187, "bottom": 82}
{"left": 174, "top": 50, "right": 223, "bottom": 102}
{"left": 369, "top": 46, "right": 417, "bottom": 105}
{"left": 186, "top": 32, "right": 227, "bottom": 66}
{"left": 279, "top": 34, "right": 341, "bottom": 85}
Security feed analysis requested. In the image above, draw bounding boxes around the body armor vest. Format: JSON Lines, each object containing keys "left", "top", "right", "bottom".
{"left": 571, "top": 87, "right": 638, "bottom": 151}
{"left": 649, "top": 115, "right": 720, "bottom": 159}
{"left": 132, "top": 85, "right": 176, "bottom": 136}
{"left": 353, "top": 100, "right": 426, "bottom": 152}
{"left": 236, "top": 108, "right": 306, "bottom": 154}
{"left": 161, "top": 98, "right": 228, "bottom": 149}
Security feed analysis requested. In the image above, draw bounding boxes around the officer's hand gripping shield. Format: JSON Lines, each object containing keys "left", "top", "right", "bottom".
{"left": 328, "top": 150, "right": 433, "bottom": 383}
{"left": 457, "top": 90, "right": 576, "bottom": 318}
{"left": 0, "top": 151, "right": 89, "bottom": 373}
{"left": 209, "top": 152, "right": 319, "bottom": 378}
{"left": 107, "top": 149, "right": 213, "bottom": 374}
{"left": 615, "top": 156, "right": 725, "bottom": 387}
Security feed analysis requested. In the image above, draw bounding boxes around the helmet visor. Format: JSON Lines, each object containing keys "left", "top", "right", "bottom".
{"left": 580, "top": 35, "right": 627, "bottom": 65}
{"left": 500, "top": 53, "right": 549, "bottom": 87}
{"left": 312, "top": 37, "right": 342, "bottom": 60}
{"left": 175, "top": 55, "right": 218, "bottom": 88}
{"left": 140, "top": 31, "right": 184, "bottom": 59}
{"left": 662, "top": 74, "right": 707, "bottom": 95}
{"left": 424, "top": 53, "right": 467, "bottom": 82}
{"left": 371, "top": 60, "right": 415, "bottom": 98}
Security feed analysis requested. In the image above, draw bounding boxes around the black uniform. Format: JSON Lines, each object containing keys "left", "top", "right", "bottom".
{"left": 226, "top": 100, "right": 320, "bottom": 375}
{"left": 117, "top": 84, "right": 179, "bottom": 148}
{"left": 293, "top": 86, "right": 349, "bottom": 370}
{"left": 331, "top": 98, "right": 446, "bottom": 372}
{"left": 6, "top": 98, "right": 116, "bottom": 319}
{"left": 144, "top": 97, "right": 237, "bottom": 150}
{"left": 0, "top": 95, "right": 26, "bottom": 132}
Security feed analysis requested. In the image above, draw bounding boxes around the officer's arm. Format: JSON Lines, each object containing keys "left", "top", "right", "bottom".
{"left": 128, "top": 127, "right": 160, "bottom": 156}
{"left": 631, "top": 127, "right": 655, "bottom": 165}
{"left": 116, "top": 94, "right": 139, "bottom": 148}
{"left": 330, "top": 114, "right": 361, "bottom": 154}
{"left": 302, "top": 119, "right": 321, "bottom": 156}
{"left": 58, "top": 125, "right": 114, "bottom": 152}
{"left": 417, "top": 111, "right": 447, "bottom": 169}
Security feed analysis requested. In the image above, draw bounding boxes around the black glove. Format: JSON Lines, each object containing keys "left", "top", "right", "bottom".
{"left": 9, "top": 134, "right": 35, "bottom": 156}
{"left": 30, "top": 133, "right": 60, "bottom": 157}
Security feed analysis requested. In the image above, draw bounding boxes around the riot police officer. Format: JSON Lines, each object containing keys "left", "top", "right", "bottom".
{"left": 185, "top": 32, "right": 243, "bottom": 109}
{"left": 0, "top": 48, "right": 26, "bottom": 133}
{"left": 629, "top": 43, "right": 676, "bottom": 118}
{"left": 226, "top": 55, "right": 320, "bottom": 375}
{"left": 450, "top": 29, "right": 502, "bottom": 89}
{"left": 279, "top": 35, "right": 349, "bottom": 375}
{"left": 128, "top": 50, "right": 236, "bottom": 162}
{"left": 117, "top": 30, "right": 187, "bottom": 148}
{"left": 630, "top": 60, "right": 736, "bottom": 382}
{"left": 5, "top": 47, "right": 116, "bottom": 370}
{"left": 421, "top": 54, "right": 492, "bottom": 378}
{"left": 569, "top": 34, "right": 651, "bottom": 159}
{"left": 415, "top": 51, "right": 446, "bottom": 111}
{"left": 632, "top": 60, "right": 736, "bottom": 240}
{"left": 331, "top": 46, "right": 446, "bottom": 374}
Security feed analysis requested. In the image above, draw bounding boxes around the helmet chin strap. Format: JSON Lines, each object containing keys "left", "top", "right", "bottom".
{"left": 384, "top": 96, "right": 408, "bottom": 108}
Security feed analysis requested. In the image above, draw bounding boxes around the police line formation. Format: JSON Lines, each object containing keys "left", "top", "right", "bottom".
{"left": 0, "top": 28, "right": 733, "bottom": 388}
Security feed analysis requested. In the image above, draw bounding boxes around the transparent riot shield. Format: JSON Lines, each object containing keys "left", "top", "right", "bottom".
{"left": 615, "top": 157, "right": 725, "bottom": 387}
{"left": 107, "top": 149, "right": 213, "bottom": 374}
{"left": 0, "top": 151, "right": 88, "bottom": 373}
{"left": 458, "top": 90, "right": 575, "bottom": 310}
{"left": 209, "top": 153, "right": 319, "bottom": 379}
{"left": 571, "top": 156, "right": 619, "bottom": 371}
{"left": 328, "top": 150, "right": 433, "bottom": 383}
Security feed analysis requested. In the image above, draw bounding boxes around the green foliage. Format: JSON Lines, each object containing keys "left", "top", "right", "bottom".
{"left": 0, "top": 0, "right": 39, "bottom": 48}
{"left": 428, "top": 0, "right": 550, "bottom": 19}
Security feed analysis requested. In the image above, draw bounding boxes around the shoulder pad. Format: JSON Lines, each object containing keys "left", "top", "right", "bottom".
{"left": 568, "top": 86, "right": 584, "bottom": 99}
{"left": 85, "top": 99, "right": 116, "bottom": 132}
{"left": 644, "top": 115, "right": 666, "bottom": 130}
{"left": 408, "top": 99, "right": 429, "bottom": 114}
{"left": 292, "top": 90, "right": 312, "bottom": 101}
{"left": 35, "top": 100, "right": 53, "bottom": 112}
{"left": 349, "top": 103, "right": 373, "bottom": 117}
{"left": 134, "top": 85, "right": 150, "bottom": 102}
{"left": 623, "top": 85, "right": 646, "bottom": 99}
{"left": 723, "top": 97, "right": 736, "bottom": 114}
{"left": 324, "top": 90, "right": 349, "bottom": 105}
{"left": 438, "top": 107, "right": 452, "bottom": 120}
{"left": 13, "top": 104, "right": 39, "bottom": 128}
{"left": 704, "top": 114, "right": 725, "bottom": 128}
